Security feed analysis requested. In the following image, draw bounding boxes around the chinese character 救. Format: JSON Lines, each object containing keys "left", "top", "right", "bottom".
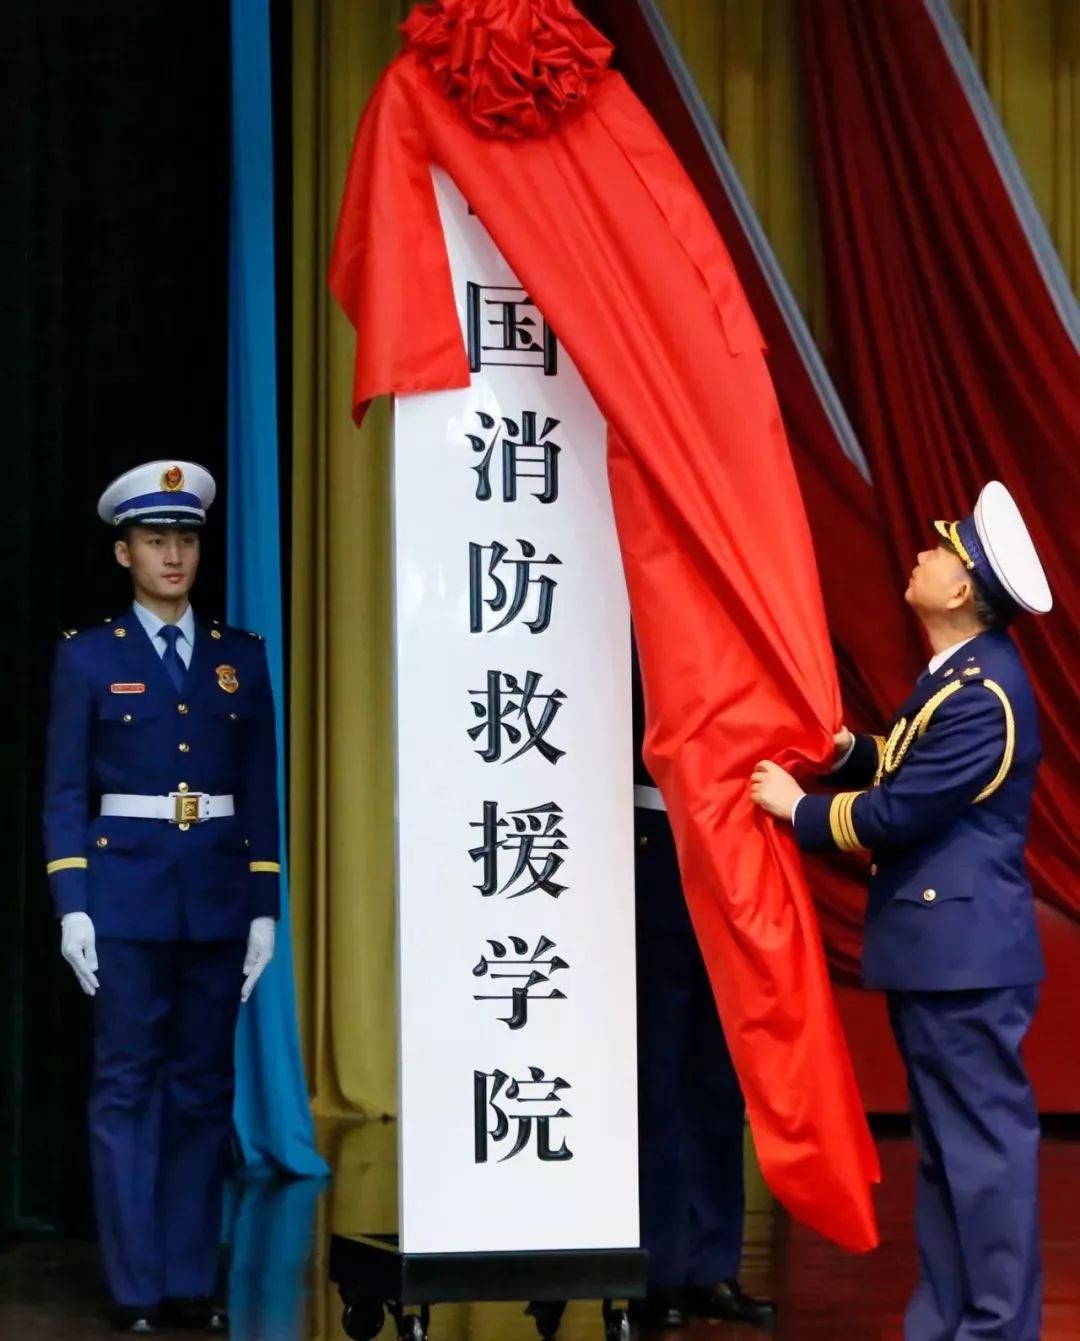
{"left": 472, "top": 935, "right": 568, "bottom": 1030}
{"left": 474, "top": 1067, "right": 573, "bottom": 1162}
{"left": 468, "top": 670, "right": 566, "bottom": 765}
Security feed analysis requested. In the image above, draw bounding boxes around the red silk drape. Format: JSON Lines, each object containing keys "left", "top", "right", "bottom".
{"left": 330, "top": 6, "right": 879, "bottom": 1251}
{"left": 800, "top": 0, "right": 1080, "bottom": 929}
{"left": 579, "top": 0, "right": 925, "bottom": 984}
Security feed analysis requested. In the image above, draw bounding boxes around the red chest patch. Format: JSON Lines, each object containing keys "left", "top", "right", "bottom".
{"left": 110, "top": 683, "right": 146, "bottom": 695}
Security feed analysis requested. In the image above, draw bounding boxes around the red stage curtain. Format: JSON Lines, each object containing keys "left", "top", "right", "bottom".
{"left": 330, "top": 3, "right": 880, "bottom": 1251}
{"left": 800, "top": 0, "right": 1080, "bottom": 928}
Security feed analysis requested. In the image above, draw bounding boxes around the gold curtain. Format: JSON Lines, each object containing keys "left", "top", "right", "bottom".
{"left": 288, "top": 0, "right": 1080, "bottom": 1125}
{"left": 953, "top": 0, "right": 1080, "bottom": 293}
{"left": 290, "top": 0, "right": 411, "bottom": 1119}
{"left": 657, "top": 0, "right": 831, "bottom": 348}
{"left": 657, "top": 0, "right": 1080, "bottom": 331}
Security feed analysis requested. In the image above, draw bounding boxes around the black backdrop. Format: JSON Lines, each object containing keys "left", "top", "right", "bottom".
{"left": 0, "top": 1, "right": 230, "bottom": 1234}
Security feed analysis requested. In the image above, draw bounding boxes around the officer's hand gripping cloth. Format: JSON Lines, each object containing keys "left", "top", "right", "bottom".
{"left": 329, "top": 0, "right": 879, "bottom": 1251}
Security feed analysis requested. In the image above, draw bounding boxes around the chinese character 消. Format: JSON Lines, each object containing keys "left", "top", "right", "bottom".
{"left": 472, "top": 935, "right": 569, "bottom": 1030}
{"left": 466, "top": 284, "right": 558, "bottom": 375}
{"left": 467, "top": 411, "right": 561, "bottom": 504}
{"left": 468, "top": 670, "right": 566, "bottom": 765}
{"left": 469, "top": 801, "right": 568, "bottom": 899}
{"left": 474, "top": 1067, "right": 573, "bottom": 1162}
{"left": 469, "top": 540, "right": 561, "bottom": 635}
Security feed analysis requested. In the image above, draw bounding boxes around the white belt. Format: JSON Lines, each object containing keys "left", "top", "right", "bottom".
{"left": 634, "top": 784, "right": 667, "bottom": 813}
{"left": 100, "top": 793, "right": 235, "bottom": 824}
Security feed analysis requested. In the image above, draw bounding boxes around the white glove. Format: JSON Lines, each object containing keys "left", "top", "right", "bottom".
{"left": 241, "top": 917, "right": 275, "bottom": 1003}
{"left": 60, "top": 912, "right": 99, "bottom": 996}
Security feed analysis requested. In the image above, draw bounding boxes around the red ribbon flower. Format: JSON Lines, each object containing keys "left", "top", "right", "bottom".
{"left": 401, "top": 0, "right": 613, "bottom": 138}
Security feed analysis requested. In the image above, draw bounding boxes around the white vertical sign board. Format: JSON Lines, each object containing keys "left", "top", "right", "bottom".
{"left": 393, "top": 168, "right": 638, "bottom": 1255}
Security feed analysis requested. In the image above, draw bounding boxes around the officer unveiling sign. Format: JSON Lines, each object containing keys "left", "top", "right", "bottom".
{"left": 393, "top": 169, "right": 638, "bottom": 1255}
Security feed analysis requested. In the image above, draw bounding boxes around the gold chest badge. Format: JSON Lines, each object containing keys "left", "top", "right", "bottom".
{"left": 216, "top": 664, "right": 239, "bottom": 694}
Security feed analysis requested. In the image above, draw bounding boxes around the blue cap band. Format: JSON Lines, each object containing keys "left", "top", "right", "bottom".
{"left": 955, "top": 515, "right": 1015, "bottom": 614}
{"left": 113, "top": 490, "right": 205, "bottom": 523}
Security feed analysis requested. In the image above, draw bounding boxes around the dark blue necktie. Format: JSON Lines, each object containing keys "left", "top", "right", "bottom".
{"left": 158, "top": 624, "right": 187, "bottom": 695}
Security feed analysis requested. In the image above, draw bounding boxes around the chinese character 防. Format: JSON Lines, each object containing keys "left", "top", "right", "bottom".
{"left": 472, "top": 935, "right": 568, "bottom": 1030}
{"left": 466, "top": 284, "right": 558, "bottom": 375}
{"left": 469, "top": 540, "right": 561, "bottom": 635}
{"left": 468, "top": 671, "right": 566, "bottom": 765}
{"left": 474, "top": 1067, "right": 573, "bottom": 1163}
{"left": 469, "top": 801, "right": 568, "bottom": 899}
{"left": 467, "top": 411, "right": 561, "bottom": 504}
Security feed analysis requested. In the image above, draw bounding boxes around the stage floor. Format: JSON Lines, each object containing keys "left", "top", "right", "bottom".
{"left": 2, "top": 1126, "right": 1078, "bottom": 1339}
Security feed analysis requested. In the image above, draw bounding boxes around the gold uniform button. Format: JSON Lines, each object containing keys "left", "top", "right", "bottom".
{"left": 229, "top": 712, "right": 238, "bottom": 722}
{"left": 177, "top": 782, "right": 189, "bottom": 793}
{"left": 96, "top": 837, "right": 108, "bottom": 849}
{"left": 178, "top": 822, "right": 191, "bottom": 832}
{"left": 211, "top": 629, "right": 222, "bottom": 640}
{"left": 114, "top": 627, "right": 126, "bottom": 639}
{"left": 122, "top": 714, "right": 133, "bottom": 724}
{"left": 178, "top": 742, "right": 190, "bottom": 753}
{"left": 923, "top": 889, "right": 937, "bottom": 903}
{"left": 178, "top": 703, "right": 189, "bottom": 715}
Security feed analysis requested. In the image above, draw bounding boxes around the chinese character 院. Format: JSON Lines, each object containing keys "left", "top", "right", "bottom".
{"left": 472, "top": 935, "right": 568, "bottom": 1030}
{"left": 469, "top": 540, "right": 561, "bottom": 635}
{"left": 469, "top": 801, "right": 568, "bottom": 899}
{"left": 468, "top": 670, "right": 566, "bottom": 765}
{"left": 466, "top": 284, "right": 558, "bottom": 375}
{"left": 467, "top": 411, "right": 561, "bottom": 504}
{"left": 474, "top": 1067, "right": 573, "bottom": 1162}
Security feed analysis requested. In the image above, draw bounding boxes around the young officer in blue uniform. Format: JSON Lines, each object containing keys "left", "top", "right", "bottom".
{"left": 43, "top": 461, "right": 281, "bottom": 1335}
{"left": 751, "top": 481, "right": 1052, "bottom": 1341}
{"left": 632, "top": 652, "right": 776, "bottom": 1331}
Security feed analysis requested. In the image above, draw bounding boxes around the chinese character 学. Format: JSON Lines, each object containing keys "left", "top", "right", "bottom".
{"left": 474, "top": 1067, "right": 573, "bottom": 1162}
{"left": 469, "top": 801, "right": 568, "bottom": 899}
{"left": 469, "top": 540, "right": 561, "bottom": 635}
{"left": 468, "top": 670, "right": 566, "bottom": 765}
{"left": 473, "top": 934, "right": 569, "bottom": 1031}
{"left": 466, "top": 284, "right": 558, "bottom": 375}
{"left": 467, "top": 411, "right": 561, "bottom": 505}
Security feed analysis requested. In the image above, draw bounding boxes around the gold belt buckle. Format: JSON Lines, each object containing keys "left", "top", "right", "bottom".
{"left": 173, "top": 793, "right": 203, "bottom": 825}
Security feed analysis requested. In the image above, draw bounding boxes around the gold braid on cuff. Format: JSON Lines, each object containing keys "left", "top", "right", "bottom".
{"left": 828, "top": 792, "right": 867, "bottom": 853}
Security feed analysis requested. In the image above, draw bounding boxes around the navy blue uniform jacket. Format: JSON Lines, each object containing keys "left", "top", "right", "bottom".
{"left": 794, "top": 630, "right": 1044, "bottom": 991}
{"left": 43, "top": 612, "right": 281, "bottom": 941}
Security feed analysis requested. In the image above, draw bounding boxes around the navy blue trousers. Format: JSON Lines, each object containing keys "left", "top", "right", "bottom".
{"left": 90, "top": 939, "right": 246, "bottom": 1309}
{"left": 888, "top": 987, "right": 1042, "bottom": 1341}
{"left": 635, "top": 808, "right": 745, "bottom": 1289}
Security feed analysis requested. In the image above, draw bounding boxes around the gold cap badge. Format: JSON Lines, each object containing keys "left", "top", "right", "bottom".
{"left": 161, "top": 465, "right": 185, "bottom": 492}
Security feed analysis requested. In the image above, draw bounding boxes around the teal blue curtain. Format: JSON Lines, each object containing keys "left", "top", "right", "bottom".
{"left": 227, "top": 0, "right": 327, "bottom": 1177}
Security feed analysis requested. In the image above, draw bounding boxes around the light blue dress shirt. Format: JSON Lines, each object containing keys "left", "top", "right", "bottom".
{"left": 132, "top": 601, "right": 196, "bottom": 669}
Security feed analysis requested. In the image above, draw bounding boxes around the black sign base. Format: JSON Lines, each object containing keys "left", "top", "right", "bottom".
{"left": 330, "top": 1233, "right": 648, "bottom": 1341}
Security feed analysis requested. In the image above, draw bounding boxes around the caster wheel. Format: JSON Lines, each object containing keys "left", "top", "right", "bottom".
{"left": 603, "top": 1306, "right": 631, "bottom": 1341}
{"left": 526, "top": 1300, "right": 567, "bottom": 1340}
{"left": 397, "top": 1313, "right": 427, "bottom": 1341}
{"left": 342, "top": 1298, "right": 385, "bottom": 1341}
